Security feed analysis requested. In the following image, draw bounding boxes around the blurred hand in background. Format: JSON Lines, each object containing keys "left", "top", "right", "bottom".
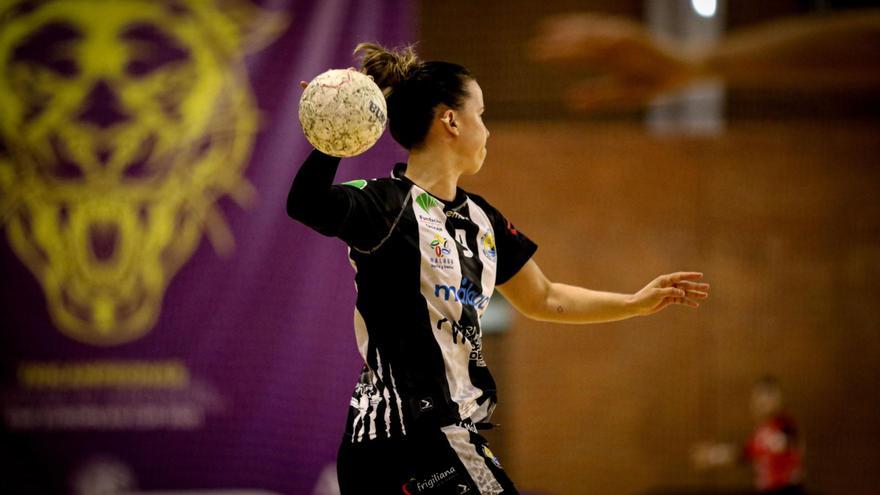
{"left": 528, "top": 9, "right": 880, "bottom": 111}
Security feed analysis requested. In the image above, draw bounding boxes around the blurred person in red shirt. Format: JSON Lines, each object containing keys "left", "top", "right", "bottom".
{"left": 693, "top": 375, "right": 805, "bottom": 495}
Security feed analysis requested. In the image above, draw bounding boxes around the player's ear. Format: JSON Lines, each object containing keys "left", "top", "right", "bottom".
{"left": 440, "top": 109, "right": 459, "bottom": 136}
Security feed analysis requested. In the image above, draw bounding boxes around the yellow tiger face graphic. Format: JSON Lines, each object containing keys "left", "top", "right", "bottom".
{"left": 0, "top": 1, "right": 287, "bottom": 345}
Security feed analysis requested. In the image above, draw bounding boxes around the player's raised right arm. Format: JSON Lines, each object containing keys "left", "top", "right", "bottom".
{"left": 285, "top": 149, "right": 352, "bottom": 237}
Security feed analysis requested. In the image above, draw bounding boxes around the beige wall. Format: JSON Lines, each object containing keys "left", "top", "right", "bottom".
{"left": 461, "top": 122, "right": 880, "bottom": 495}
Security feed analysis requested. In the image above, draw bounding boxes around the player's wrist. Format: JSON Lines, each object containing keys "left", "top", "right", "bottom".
{"left": 623, "top": 292, "right": 648, "bottom": 317}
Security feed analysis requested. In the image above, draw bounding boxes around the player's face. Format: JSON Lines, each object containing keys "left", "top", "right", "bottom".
{"left": 456, "top": 79, "right": 489, "bottom": 174}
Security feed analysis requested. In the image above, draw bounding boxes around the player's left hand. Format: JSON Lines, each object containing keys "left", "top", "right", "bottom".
{"left": 629, "top": 272, "right": 709, "bottom": 315}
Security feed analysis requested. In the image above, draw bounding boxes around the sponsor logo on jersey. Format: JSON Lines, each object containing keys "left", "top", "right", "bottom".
{"left": 414, "top": 191, "right": 446, "bottom": 231}
{"left": 419, "top": 397, "right": 434, "bottom": 412}
{"left": 457, "top": 420, "right": 479, "bottom": 434}
{"left": 417, "top": 213, "right": 445, "bottom": 233}
{"left": 436, "top": 318, "right": 487, "bottom": 366}
{"left": 431, "top": 233, "right": 452, "bottom": 257}
{"left": 434, "top": 277, "right": 489, "bottom": 310}
{"left": 446, "top": 210, "right": 469, "bottom": 221}
{"left": 416, "top": 192, "right": 441, "bottom": 213}
{"left": 402, "top": 466, "right": 460, "bottom": 494}
{"left": 429, "top": 233, "right": 455, "bottom": 271}
{"left": 480, "top": 232, "right": 497, "bottom": 260}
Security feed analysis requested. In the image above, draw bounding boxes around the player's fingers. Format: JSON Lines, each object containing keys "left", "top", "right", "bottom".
{"left": 658, "top": 272, "right": 703, "bottom": 287}
{"left": 673, "top": 280, "right": 710, "bottom": 291}
{"left": 667, "top": 271, "right": 703, "bottom": 283}
{"left": 655, "top": 287, "right": 686, "bottom": 298}
{"left": 669, "top": 294, "right": 701, "bottom": 308}
{"left": 685, "top": 290, "right": 709, "bottom": 299}
{"left": 300, "top": 80, "right": 308, "bottom": 89}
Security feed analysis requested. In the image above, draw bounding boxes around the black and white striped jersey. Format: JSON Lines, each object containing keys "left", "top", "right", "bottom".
{"left": 287, "top": 150, "right": 537, "bottom": 443}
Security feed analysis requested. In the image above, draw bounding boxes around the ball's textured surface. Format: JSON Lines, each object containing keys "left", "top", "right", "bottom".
{"left": 298, "top": 69, "right": 387, "bottom": 157}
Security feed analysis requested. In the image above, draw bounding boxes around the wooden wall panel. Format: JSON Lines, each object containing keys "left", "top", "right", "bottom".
{"left": 460, "top": 122, "right": 880, "bottom": 495}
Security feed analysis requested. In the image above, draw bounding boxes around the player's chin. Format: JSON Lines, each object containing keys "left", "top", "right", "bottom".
{"left": 467, "top": 153, "right": 486, "bottom": 175}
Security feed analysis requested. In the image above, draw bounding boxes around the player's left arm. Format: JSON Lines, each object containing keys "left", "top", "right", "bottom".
{"left": 497, "top": 259, "right": 709, "bottom": 323}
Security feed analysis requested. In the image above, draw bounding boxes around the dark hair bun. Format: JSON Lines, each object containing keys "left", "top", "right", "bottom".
{"left": 354, "top": 43, "right": 420, "bottom": 95}
{"left": 353, "top": 42, "right": 471, "bottom": 150}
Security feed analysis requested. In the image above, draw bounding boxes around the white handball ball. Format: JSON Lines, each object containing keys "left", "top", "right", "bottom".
{"left": 298, "top": 69, "right": 388, "bottom": 157}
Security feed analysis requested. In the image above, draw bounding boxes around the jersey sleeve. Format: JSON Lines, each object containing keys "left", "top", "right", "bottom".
{"left": 331, "top": 179, "right": 399, "bottom": 250}
{"left": 286, "top": 149, "right": 394, "bottom": 250}
{"left": 471, "top": 195, "right": 538, "bottom": 285}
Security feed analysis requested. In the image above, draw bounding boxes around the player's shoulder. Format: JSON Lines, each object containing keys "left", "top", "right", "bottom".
{"left": 338, "top": 175, "right": 404, "bottom": 190}
{"left": 337, "top": 176, "right": 411, "bottom": 204}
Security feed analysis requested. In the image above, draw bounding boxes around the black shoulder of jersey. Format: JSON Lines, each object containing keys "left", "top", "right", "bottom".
{"left": 338, "top": 176, "right": 408, "bottom": 193}
{"left": 364, "top": 176, "right": 411, "bottom": 199}
{"left": 336, "top": 176, "right": 414, "bottom": 216}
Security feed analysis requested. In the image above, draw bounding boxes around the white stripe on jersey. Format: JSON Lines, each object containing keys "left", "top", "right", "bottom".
{"left": 366, "top": 390, "right": 377, "bottom": 439}
{"left": 441, "top": 425, "right": 504, "bottom": 495}
{"left": 466, "top": 198, "right": 498, "bottom": 319}
{"left": 351, "top": 391, "right": 368, "bottom": 442}
{"left": 411, "top": 186, "right": 489, "bottom": 421}
{"left": 375, "top": 351, "right": 393, "bottom": 438}
{"left": 464, "top": 198, "right": 498, "bottom": 424}
{"left": 470, "top": 399, "right": 497, "bottom": 426}
{"left": 387, "top": 361, "right": 406, "bottom": 435}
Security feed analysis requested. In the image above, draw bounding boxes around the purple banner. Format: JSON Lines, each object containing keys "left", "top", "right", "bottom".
{"left": 0, "top": 1, "right": 412, "bottom": 493}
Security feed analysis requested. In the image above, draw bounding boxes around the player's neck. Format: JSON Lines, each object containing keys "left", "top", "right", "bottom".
{"left": 405, "top": 148, "right": 462, "bottom": 202}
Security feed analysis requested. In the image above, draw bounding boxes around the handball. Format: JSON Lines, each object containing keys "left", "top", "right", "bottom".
{"left": 298, "top": 69, "right": 387, "bottom": 157}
